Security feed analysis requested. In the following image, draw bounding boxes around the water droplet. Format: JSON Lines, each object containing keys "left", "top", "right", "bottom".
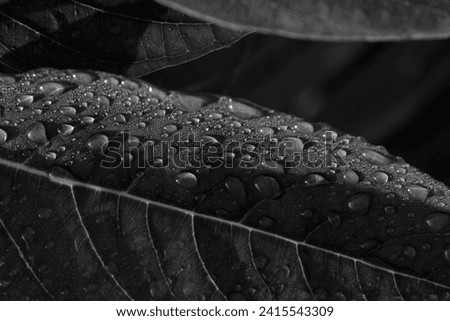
{"left": 425, "top": 212, "right": 450, "bottom": 231}
{"left": 301, "top": 209, "right": 313, "bottom": 218}
{"left": 403, "top": 245, "right": 416, "bottom": 258}
{"left": 342, "top": 169, "right": 359, "bottom": 184}
{"left": 104, "top": 76, "right": 119, "bottom": 88}
{"left": 113, "top": 113, "right": 126, "bottom": 123}
{"left": 209, "top": 112, "right": 223, "bottom": 120}
{"left": 225, "top": 177, "right": 246, "bottom": 197}
{"left": 45, "top": 152, "right": 57, "bottom": 161}
{"left": 407, "top": 185, "right": 429, "bottom": 202}
{"left": 384, "top": 205, "right": 396, "bottom": 214}
{"left": 60, "top": 106, "right": 77, "bottom": 116}
{"left": 39, "top": 82, "right": 68, "bottom": 95}
{"left": 72, "top": 71, "right": 97, "bottom": 84}
{"left": 226, "top": 98, "right": 262, "bottom": 119}
{"left": 293, "top": 121, "right": 314, "bottom": 133}
{"left": 259, "top": 216, "right": 275, "bottom": 228}
{"left": 87, "top": 134, "right": 109, "bottom": 153}
{"left": 327, "top": 212, "right": 342, "bottom": 229}
{"left": 81, "top": 116, "right": 95, "bottom": 125}
{"left": 444, "top": 246, "right": 450, "bottom": 262}
{"left": 17, "top": 94, "right": 34, "bottom": 106}
{"left": 120, "top": 79, "right": 139, "bottom": 92}
{"left": 360, "top": 239, "right": 379, "bottom": 251}
{"left": 254, "top": 176, "right": 280, "bottom": 199}
{"left": 173, "top": 171, "right": 198, "bottom": 190}
{"left": 164, "top": 124, "right": 178, "bottom": 133}
{"left": 155, "top": 109, "right": 166, "bottom": 117}
{"left": 0, "top": 128, "right": 7, "bottom": 144}
{"left": 280, "top": 137, "right": 303, "bottom": 155}
{"left": 57, "top": 124, "right": 74, "bottom": 136}
{"left": 372, "top": 171, "right": 389, "bottom": 184}
{"left": 362, "top": 149, "right": 392, "bottom": 165}
{"left": 304, "top": 173, "right": 327, "bottom": 186}
{"left": 347, "top": 194, "right": 370, "bottom": 213}
{"left": 97, "top": 95, "right": 110, "bottom": 105}
{"left": 258, "top": 127, "right": 274, "bottom": 136}
{"left": 27, "top": 122, "right": 48, "bottom": 145}
{"left": 0, "top": 74, "right": 16, "bottom": 84}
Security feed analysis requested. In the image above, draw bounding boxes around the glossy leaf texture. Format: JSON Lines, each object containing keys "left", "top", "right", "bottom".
{"left": 1, "top": 69, "right": 450, "bottom": 300}
{"left": 0, "top": 0, "right": 245, "bottom": 76}
{"left": 157, "top": 0, "right": 450, "bottom": 41}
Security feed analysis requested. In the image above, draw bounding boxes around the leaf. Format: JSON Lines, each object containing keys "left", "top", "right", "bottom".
{"left": 156, "top": 0, "right": 450, "bottom": 41}
{"left": 0, "top": 0, "right": 245, "bottom": 76}
{"left": 1, "top": 69, "right": 450, "bottom": 300}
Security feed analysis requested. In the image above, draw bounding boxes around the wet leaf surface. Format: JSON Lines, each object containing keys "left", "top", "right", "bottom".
{"left": 0, "top": 0, "right": 245, "bottom": 76}
{"left": 1, "top": 69, "right": 450, "bottom": 300}
{"left": 157, "top": 0, "right": 450, "bottom": 41}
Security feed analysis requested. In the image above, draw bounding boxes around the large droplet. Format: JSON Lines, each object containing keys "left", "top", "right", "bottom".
{"left": 17, "top": 94, "right": 34, "bottom": 106}
{"left": 327, "top": 212, "right": 342, "bottom": 229}
{"left": 304, "top": 173, "right": 327, "bottom": 186}
{"left": 403, "top": 245, "right": 417, "bottom": 258}
{"left": 175, "top": 172, "right": 198, "bottom": 190}
{"left": 280, "top": 137, "right": 303, "bottom": 155}
{"left": 254, "top": 176, "right": 280, "bottom": 199}
{"left": 113, "top": 113, "right": 126, "bottom": 123}
{"left": 362, "top": 149, "right": 392, "bottom": 165}
{"left": 27, "top": 122, "right": 48, "bottom": 145}
{"left": 259, "top": 216, "right": 276, "bottom": 228}
{"left": 342, "top": 169, "right": 359, "bottom": 184}
{"left": 0, "top": 128, "right": 7, "bottom": 144}
{"left": 347, "top": 193, "right": 370, "bottom": 213}
{"left": 407, "top": 185, "right": 430, "bottom": 202}
{"left": 226, "top": 99, "right": 262, "bottom": 119}
{"left": 39, "top": 82, "right": 68, "bottom": 95}
{"left": 258, "top": 127, "right": 274, "bottom": 136}
{"left": 60, "top": 106, "right": 77, "bottom": 116}
{"left": 164, "top": 124, "right": 178, "bottom": 133}
{"left": 372, "top": 171, "right": 389, "bottom": 184}
{"left": 444, "top": 246, "right": 450, "bottom": 262}
{"left": 87, "top": 134, "right": 109, "bottom": 153}
{"left": 225, "top": 177, "right": 246, "bottom": 198}
{"left": 0, "top": 74, "right": 16, "bottom": 84}
{"left": 57, "top": 124, "right": 74, "bottom": 136}
{"left": 177, "top": 93, "right": 208, "bottom": 111}
{"left": 72, "top": 71, "right": 97, "bottom": 84}
{"left": 293, "top": 121, "right": 314, "bottom": 133}
{"left": 425, "top": 212, "right": 450, "bottom": 231}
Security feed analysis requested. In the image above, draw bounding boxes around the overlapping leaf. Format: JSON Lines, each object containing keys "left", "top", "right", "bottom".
{"left": 157, "top": 0, "right": 450, "bottom": 41}
{"left": 0, "top": 69, "right": 450, "bottom": 300}
{"left": 0, "top": 0, "right": 245, "bottom": 76}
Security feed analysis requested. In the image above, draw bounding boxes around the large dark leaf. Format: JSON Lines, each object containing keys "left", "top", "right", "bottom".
{"left": 157, "top": 0, "right": 450, "bottom": 41}
{"left": 0, "top": 0, "right": 245, "bottom": 76}
{"left": 1, "top": 69, "right": 450, "bottom": 300}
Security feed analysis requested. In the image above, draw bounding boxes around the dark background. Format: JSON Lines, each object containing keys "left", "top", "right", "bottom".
{"left": 145, "top": 34, "right": 450, "bottom": 185}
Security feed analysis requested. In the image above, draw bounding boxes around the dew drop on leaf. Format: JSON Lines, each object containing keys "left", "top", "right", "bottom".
{"left": 17, "top": 94, "right": 34, "bottom": 106}
{"left": 226, "top": 98, "right": 262, "bottom": 119}
{"left": 0, "top": 128, "right": 7, "bottom": 144}
{"left": 403, "top": 245, "right": 417, "bottom": 258}
{"left": 0, "top": 74, "right": 16, "bottom": 84}
{"left": 113, "top": 113, "right": 126, "bottom": 123}
{"left": 362, "top": 149, "right": 392, "bottom": 165}
{"left": 304, "top": 173, "right": 327, "bottom": 186}
{"left": 346, "top": 193, "right": 370, "bottom": 213}
{"left": 259, "top": 215, "right": 276, "bottom": 228}
{"left": 27, "top": 122, "right": 48, "bottom": 145}
{"left": 174, "top": 172, "right": 198, "bottom": 190}
{"left": 164, "top": 124, "right": 178, "bottom": 133}
{"left": 72, "top": 71, "right": 97, "bottom": 84}
{"left": 424, "top": 212, "right": 450, "bottom": 231}
{"left": 444, "top": 246, "right": 450, "bottom": 262}
{"left": 87, "top": 134, "right": 109, "bottom": 153}
{"left": 57, "top": 124, "right": 74, "bottom": 136}
{"left": 258, "top": 126, "right": 274, "bottom": 136}
{"left": 384, "top": 205, "right": 396, "bottom": 214}
{"left": 81, "top": 116, "right": 95, "bottom": 125}
{"left": 254, "top": 175, "right": 280, "bottom": 198}
{"left": 342, "top": 169, "right": 359, "bottom": 184}
{"left": 293, "top": 121, "right": 314, "bottom": 133}
{"left": 39, "top": 82, "right": 68, "bottom": 95}
{"left": 327, "top": 212, "right": 342, "bottom": 229}
{"left": 360, "top": 239, "right": 379, "bottom": 251}
{"left": 372, "top": 171, "right": 389, "bottom": 184}
{"left": 60, "top": 106, "right": 77, "bottom": 116}
{"left": 225, "top": 177, "right": 246, "bottom": 197}
{"left": 407, "top": 185, "right": 430, "bottom": 202}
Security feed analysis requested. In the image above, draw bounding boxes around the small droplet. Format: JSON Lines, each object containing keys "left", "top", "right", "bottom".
{"left": 57, "top": 124, "right": 74, "bottom": 136}
{"left": 360, "top": 239, "right": 379, "bottom": 251}
{"left": 372, "top": 171, "right": 389, "bottom": 184}
{"left": 425, "top": 212, "right": 450, "bottom": 231}
{"left": 347, "top": 194, "right": 370, "bottom": 213}
{"left": 27, "top": 122, "right": 48, "bottom": 145}
{"left": 254, "top": 176, "right": 280, "bottom": 199}
{"left": 384, "top": 205, "right": 396, "bottom": 214}
{"left": 87, "top": 134, "right": 109, "bottom": 153}
{"left": 403, "top": 245, "right": 416, "bottom": 258}
{"left": 175, "top": 172, "right": 198, "bottom": 190}
{"left": 39, "top": 82, "right": 68, "bottom": 95}
{"left": 342, "top": 169, "right": 359, "bottom": 184}
{"left": 226, "top": 98, "right": 262, "bottom": 119}
{"left": 60, "top": 106, "right": 77, "bottom": 116}
{"left": 301, "top": 210, "right": 313, "bottom": 218}
{"left": 259, "top": 216, "right": 275, "bottom": 228}
{"left": 164, "top": 124, "right": 178, "bottom": 133}
{"left": 209, "top": 112, "right": 223, "bottom": 120}
{"left": 327, "top": 212, "right": 342, "bottom": 229}
{"left": 304, "top": 173, "right": 327, "bottom": 186}
{"left": 362, "top": 149, "right": 392, "bottom": 165}
{"left": 0, "top": 128, "right": 7, "bottom": 144}
{"left": 407, "top": 185, "right": 430, "bottom": 202}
